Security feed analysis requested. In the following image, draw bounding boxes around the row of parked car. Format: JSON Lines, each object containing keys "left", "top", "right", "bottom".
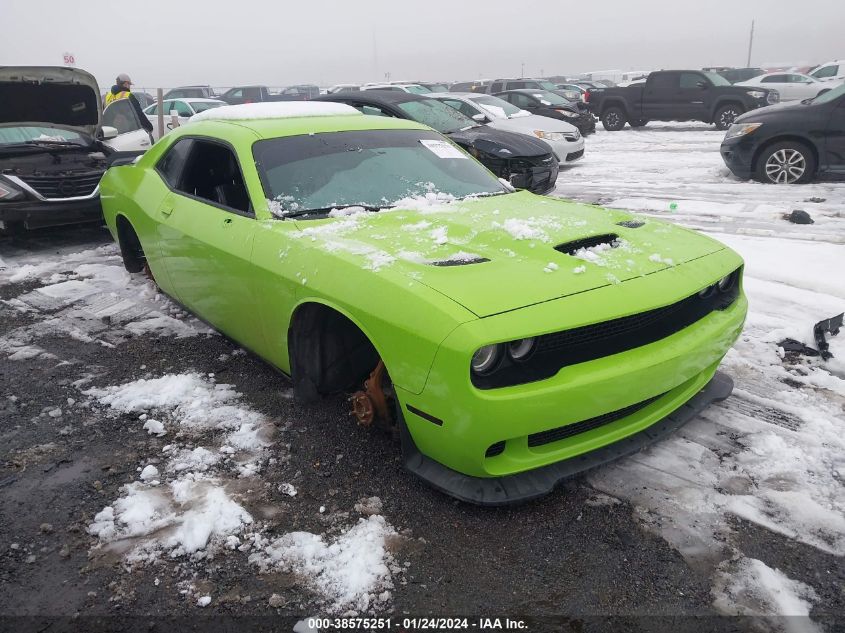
{"left": 2, "top": 61, "right": 844, "bottom": 236}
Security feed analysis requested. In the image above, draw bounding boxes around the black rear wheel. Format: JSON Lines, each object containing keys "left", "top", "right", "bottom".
{"left": 601, "top": 107, "right": 626, "bottom": 131}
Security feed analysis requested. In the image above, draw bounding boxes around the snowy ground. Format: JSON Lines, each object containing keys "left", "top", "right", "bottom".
{"left": 556, "top": 122, "right": 844, "bottom": 629}
{"left": 0, "top": 123, "right": 842, "bottom": 630}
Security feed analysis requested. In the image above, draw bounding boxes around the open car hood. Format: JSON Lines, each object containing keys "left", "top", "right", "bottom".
{"left": 0, "top": 66, "right": 102, "bottom": 137}
{"left": 292, "top": 192, "right": 726, "bottom": 317}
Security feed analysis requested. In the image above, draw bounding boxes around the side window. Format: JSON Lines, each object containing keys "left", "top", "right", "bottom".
{"left": 146, "top": 103, "right": 159, "bottom": 115}
{"left": 359, "top": 105, "right": 392, "bottom": 117}
{"left": 510, "top": 93, "right": 533, "bottom": 108}
{"left": 509, "top": 81, "right": 527, "bottom": 89}
{"left": 176, "top": 140, "right": 252, "bottom": 214}
{"left": 172, "top": 101, "right": 193, "bottom": 117}
{"left": 680, "top": 73, "right": 705, "bottom": 89}
{"left": 762, "top": 75, "right": 785, "bottom": 83}
{"left": 103, "top": 99, "right": 143, "bottom": 134}
{"left": 227, "top": 89, "right": 243, "bottom": 99}
{"left": 156, "top": 138, "right": 194, "bottom": 188}
{"left": 490, "top": 81, "right": 504, "bottom": 92}
{"left": 812, "top": 65, "right": 838, "bottom": 79}
{"left": 244, "top": 87, "right": 262, "bottom": 101}
{"left": 648, "top": 73, "right": 678, "bottom": 92}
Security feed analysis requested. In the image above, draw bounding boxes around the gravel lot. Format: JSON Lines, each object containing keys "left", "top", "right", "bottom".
{"left": 1, "top": 123, "right": 842, "bottom": 632}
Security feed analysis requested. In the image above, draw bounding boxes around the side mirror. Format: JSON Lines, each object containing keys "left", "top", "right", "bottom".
{"left": 101, "top": 125, "right": 119, "bottom": 140}
{"left": 696, "top": 81, "right": 708, "bottom": 89}
{"left": 472, "top": 113, "right": 489, "bottom": 123}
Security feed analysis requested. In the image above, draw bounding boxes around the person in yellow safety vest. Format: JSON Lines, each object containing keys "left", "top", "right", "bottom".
{"left": 105, "top": 73, "right": 153, "bottom": 134}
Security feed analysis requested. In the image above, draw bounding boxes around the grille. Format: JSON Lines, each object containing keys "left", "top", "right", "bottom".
{"left": 527, "top": 393, "right": 664, "bottom": 447}
{"left": 472, "top": 268, "right": 741, "bottom": 390}
{"left": 20, "top": 171, "right": 102, "bottom": 199}
{"left": 566, "top": 149, "right": 584, "bottom": 161}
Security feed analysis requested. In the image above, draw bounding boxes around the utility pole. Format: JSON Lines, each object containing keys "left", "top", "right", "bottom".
{"left": 521, "top": 62, "right": 525, "bottom": 78}
{"left": 746, "top": 19, "right": 755, "bottom": 67}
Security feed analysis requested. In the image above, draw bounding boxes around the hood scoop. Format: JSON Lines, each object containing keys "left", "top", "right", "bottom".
{"left": 617, "top": 219, "right": 645, "bottom": 228}
{"left": 555, "top": 233, "right": 620, "bottom": 256}
{"left": 430, "top": 256, "right": 490, "bottom": 267}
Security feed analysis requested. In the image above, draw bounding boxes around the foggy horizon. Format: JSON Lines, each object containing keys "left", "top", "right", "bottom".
{"left": 3, "top": 0, "right": 843, "bottom": 91}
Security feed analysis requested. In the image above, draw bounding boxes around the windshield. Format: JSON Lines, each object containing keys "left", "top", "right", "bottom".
{"left": 469, "top": 95, "right": 523, "bottom": 118}
{"left": 253, "top": 129, "right": 507, "bottom": 216}
{"left": 0, "top": 126, "right": 85, "bottom": 145}
{"left": 538, "top": 81, "right": 559, "bottom": 91}
{"left": 404, "top": 85, "right": 432, "bottom": 94}
{"left": 530, "top": 91, "right": 569, "bottom": 106}
{"left": 190, "top": 101, "right": 225, "bottom": 114}
{"left": 427, "top": 84, "right": 449, "bottom": 93}
{"left": 703, "top": 72, "right": 731, "bottom": 86}
{"left": 811, "top": 82, "right": 845, "bottom": 104}
{"left": 396, "top": 98, "right": 476, "bottom": 134}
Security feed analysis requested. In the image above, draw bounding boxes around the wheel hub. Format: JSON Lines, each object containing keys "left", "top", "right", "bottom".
{"left": 765, "top": 149, "right": 806, "bottom": 184}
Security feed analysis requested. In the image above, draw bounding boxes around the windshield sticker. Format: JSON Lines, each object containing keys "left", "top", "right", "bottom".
{"left": 420, "top": 139, "right": 468, "bottom": 159}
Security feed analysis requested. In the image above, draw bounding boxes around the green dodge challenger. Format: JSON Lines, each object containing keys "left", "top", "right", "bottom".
{"left": 100, "top": 102, "right": 747, "bottom": 504}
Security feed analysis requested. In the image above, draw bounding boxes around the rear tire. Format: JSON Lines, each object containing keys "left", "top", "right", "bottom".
{"left": 601, "top": 107, "right": 626, "bottom": 131}
{"left": 753, "top": 141, "right": 816, "bottom": 184}
{"left": 714, "top": 104, "right": 744, "bottom": 130}
{"left": 116, "top": 218, "right": 153, "bottom": 279}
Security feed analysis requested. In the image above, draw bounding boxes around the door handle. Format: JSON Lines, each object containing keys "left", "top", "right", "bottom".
{"left": 161, "top": 207, "right": 173, "bottom": 217}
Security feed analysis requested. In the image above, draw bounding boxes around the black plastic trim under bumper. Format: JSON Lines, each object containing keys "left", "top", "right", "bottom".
{"left": 0, "top": 198, "right": 103, "bottom": 230}
{"left": 399, "top": 370, "right": 734, "bottom": 506}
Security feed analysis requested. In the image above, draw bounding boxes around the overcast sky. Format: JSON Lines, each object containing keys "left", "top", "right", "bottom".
{"left": 3, "top": 0, "right": 842, "bottom": 91}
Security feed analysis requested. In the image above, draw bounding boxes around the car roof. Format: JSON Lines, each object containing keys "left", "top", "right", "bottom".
{"left": 316, "top": 91, "right": 429, "bottom": 106}
{"left": 181, "top": 111, "right": 431, "bottom": 141}
{"left": 497, "top": 89, "right": 550, "bottom": 94}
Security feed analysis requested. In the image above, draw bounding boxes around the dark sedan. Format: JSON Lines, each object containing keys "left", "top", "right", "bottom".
{"left": 315, "top": 91, "right": 559, "bottom": 194}
{"left": 720, "top": 83, "right": 845, "bottom": 183}
{"left": 494, "top": 89, "right": 596, "bottom": 135}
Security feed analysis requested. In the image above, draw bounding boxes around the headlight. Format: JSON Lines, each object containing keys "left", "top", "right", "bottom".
{"left": 508, "top": 338, "right": 536, "bottom": 361}
{"left": 717, "top": 274, "right": 734, "bottom": 292}
{"left": 533, "top": 130, "right": 565, "bottom": 141}
{"left": 0, "top": 179, "right": 24, "bottom": 202}
{"left": 471, "top": 344, "right": 502, "bottom": 375}
{"left": 724, "top": 122, "right": 762, "bottom": 140}
{"left": 555, "top": 109, "right": 579, "bottom": 118}
{"left": 746, "top": 90, "right": 766, "bottom": 99}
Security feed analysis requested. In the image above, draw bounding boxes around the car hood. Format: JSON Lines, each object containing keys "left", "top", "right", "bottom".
{"left": 494, "top": 114, "right": 578, "bottom": 135}
{"left": 734, "top": 99, "right": 815, "bottom": 123}
{"left": 290, "top": 191, "right": 726, "bottom": 317}
{"left": 0, "top": 66, "right": 102, "bottom": 137}
{"left": 446, "top": 126, "right": 552, "bottom": 158}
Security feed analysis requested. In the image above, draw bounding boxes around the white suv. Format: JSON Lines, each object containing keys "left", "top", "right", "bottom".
{"left": 810, "top": 60, "right": 845, "bottom": 82}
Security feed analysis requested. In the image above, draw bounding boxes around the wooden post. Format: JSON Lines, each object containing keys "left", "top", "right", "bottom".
{"left": 156, "top": 88, "right": 164, "bottom": 140}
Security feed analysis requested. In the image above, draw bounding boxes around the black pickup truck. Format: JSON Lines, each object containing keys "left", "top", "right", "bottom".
{"left": 218, "top": 85, "right": 319, "bottom": 105}
{"left": 588, "top": 70, "right": 779, "bottom": 131}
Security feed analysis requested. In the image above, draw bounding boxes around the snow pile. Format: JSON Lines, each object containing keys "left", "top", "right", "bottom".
{"left": 83, "top": 373, "right": 273, "bottom": 458}
{"left": 249, "top": 515, "right": 398, "bottom": 614}
{"left": 495, "top": 217, "right": 553, "bottom": 242}
{"left": 712, "top": 558, "right": 820, "bottom": 632}
{"left": 89, "top": 475, "right": 253, "bottom": 562}
{"left": 190, "top": 101, "right": 360, "bottom": 123}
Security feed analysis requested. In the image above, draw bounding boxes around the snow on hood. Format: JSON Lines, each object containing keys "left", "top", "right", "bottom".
{"left": 0, "top": 66, "right": 102, "bottom": 137}
{"left": 190, "top": 101, "right": 361, "bottom": 123}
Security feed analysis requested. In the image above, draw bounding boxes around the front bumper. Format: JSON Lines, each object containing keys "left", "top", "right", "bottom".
{"left": 401, "top": 370, "right": 734, "bottom": 505}
{"left": 720, "top": 136, "right": 759, "bottom": 179}
{"left": 0, "top": 197, "right": 103, "bottom": 230}
{"left": 548, "top": 137, "right": 585, "bottom": 164}
{"left": 394, "top": 251, "right": 747, "bottom": 501}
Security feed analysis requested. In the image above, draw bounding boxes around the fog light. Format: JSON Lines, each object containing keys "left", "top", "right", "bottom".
{"left": 508, "top": 338, "right": 536, "bottom": 361}
{"left": 471, "top": 345, "right": 502, "bottom": 375}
